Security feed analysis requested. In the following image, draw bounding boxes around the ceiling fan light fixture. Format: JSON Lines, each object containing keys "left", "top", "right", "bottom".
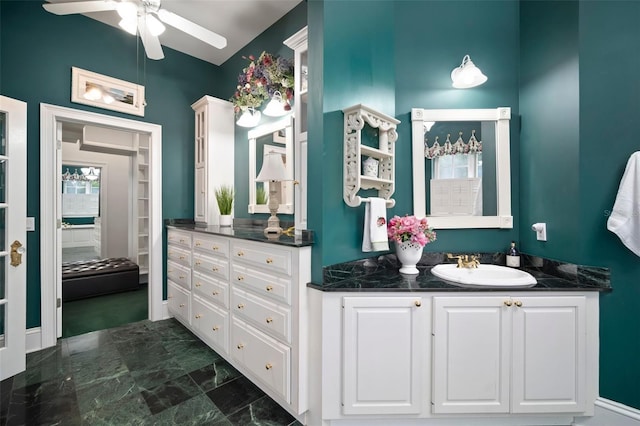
{"left": 118, "top": 18, "right": 137, "bottom": 35}
{"left": 116, "top": 1, "right": 137, "bottom": 20}
{"left": 146, "top": 15, "right": 166, "bottom": 36}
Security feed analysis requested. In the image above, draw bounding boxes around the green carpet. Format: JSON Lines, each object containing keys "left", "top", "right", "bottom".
{"left": 62, "top": 285, "right": 148, "bottom": 338}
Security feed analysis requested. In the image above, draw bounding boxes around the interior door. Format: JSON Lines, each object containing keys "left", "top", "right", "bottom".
{"left": 0, "top": 95, "right": 27, "bottom": 381}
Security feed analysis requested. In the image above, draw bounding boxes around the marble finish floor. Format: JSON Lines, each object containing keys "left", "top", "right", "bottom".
{"left": 0, "top": 319, "right": 301, "bottom": 425}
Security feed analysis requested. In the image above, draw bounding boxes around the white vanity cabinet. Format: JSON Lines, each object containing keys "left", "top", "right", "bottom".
{"left": 342, "top": 296, "right": 426, "bottom": 415}
{"left": 191, "top": 96, "right": 234, "bottom": 225}
{"left": 432, "top": 295, "right": 590, "bottom": 415}
{"left": 165, "top": 227, "right": 311, "bottom": 422}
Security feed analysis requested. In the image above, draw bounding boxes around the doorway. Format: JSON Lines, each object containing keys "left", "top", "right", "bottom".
{"left": 40, "top": 103, "right": 163, "bottom": 349}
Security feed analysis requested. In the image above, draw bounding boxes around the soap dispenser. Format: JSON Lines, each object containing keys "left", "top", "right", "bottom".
{"left": 506, "top": 241, "right": 521, "bottom": 268}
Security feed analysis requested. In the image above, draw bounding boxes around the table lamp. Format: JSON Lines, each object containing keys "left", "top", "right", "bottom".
{"left": 256, "top": 151, "right": 288, "bottom": 238}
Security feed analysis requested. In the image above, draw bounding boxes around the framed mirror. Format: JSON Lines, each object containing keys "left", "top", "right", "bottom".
{"left": 411, "top": 107, "right": 512, "bottom": 229}
{"left": 248, "top": 116, "right": 294, "bottom": 214}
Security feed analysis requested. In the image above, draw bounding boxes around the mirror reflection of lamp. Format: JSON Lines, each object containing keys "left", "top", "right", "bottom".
{"left": 81, "top": 167, "right": 100, "bottom": 181}
{"left": 262, "top": 91, "right": 289, "bottom": 117}
{"left": 255, "top": 151, "right": 288, "bottom": 238}
{"left": 236, "top": 107, "right": 262, "bottom": 128}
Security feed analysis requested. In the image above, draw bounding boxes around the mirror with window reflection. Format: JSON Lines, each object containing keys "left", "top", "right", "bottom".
{"left": 61, "top": 165, "right": 101, "bottom": 217}
{"left": 411, "top": 108, "right": 513, "bottom": 229}
{"left": 248, "top": 116, "right": 294, "bottom": 214}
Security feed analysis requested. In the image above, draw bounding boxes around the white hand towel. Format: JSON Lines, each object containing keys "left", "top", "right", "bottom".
{"left": 362, "top": 198, "right": 389, "bottom": 252}
{"left": 607, "top": 151, "right": 640, "bottom": 256}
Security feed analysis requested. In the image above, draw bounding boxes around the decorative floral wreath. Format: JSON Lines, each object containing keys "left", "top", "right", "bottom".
{"left": 229, "top": 51, "right": 294, "bottom": 116}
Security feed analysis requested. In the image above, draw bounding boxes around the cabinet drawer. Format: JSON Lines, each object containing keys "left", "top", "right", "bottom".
{"left": 192, "top": 295, "right": 229, "bottom": 355}
{"left": 193, "top": 252, "right": 229, "bottom": 281}
{"left": 232, "top": 264, "right": 291, "bottom": 305}
{"left": 168, "top": 281, "right": 190, "bottom": 325}
{"left": 193, "top": 234, "right": 229, "bottom": 259}
{"left": 167, "top": 260, "right": 191, "bottom": 290}
{"left": 167, "top": 245, "right": 191, "bottom": 267}
{"left": 231, "top": 241, "right": 291, "bottom": 276}
{"left": 167, "top": 229, "right": 192, "bottom": 249}
{"left": 231, "top": 288, "right": 291, "bottom": 343}
{"left": 193, "top": 271, "right": 229, "bottom": 309}
{"left": 231, "top": 318, "right": 290, "bottom": 403}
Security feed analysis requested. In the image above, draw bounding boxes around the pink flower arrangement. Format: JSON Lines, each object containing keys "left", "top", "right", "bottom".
{"left": 387, "top": 215, "right": 437, "bottom": 247}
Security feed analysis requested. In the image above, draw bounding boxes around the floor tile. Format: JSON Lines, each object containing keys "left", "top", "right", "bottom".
{"left": 226, "top": 395, "right": 296, "bottom": 426}
{"left": 188, "top": 359, "right": 242, "bottom": 393}
{"left": 145, "top": 394, "right": 231, "bottom": 426}
{"left": 206, "top": 376, "right": 266, "bottom": 416}
{"left": 76, "top": 372, "right": 138, "bottom": 414}
{"left": 81, "top": 392, "right": 151, "bottom": 426}
{"left": 141, "top": 374, "right": 202, "bottom": 415}
{"left": 5, "top": 376, "right": 80, "bottom": 426}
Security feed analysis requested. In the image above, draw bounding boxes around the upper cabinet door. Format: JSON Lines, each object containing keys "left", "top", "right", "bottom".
{"left": 342, "top": 296, "right": 425, "bottom": 415}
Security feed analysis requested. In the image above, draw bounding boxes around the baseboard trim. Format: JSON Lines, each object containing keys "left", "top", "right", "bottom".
{"left": 574, "top": 398, "right": 640, "bottom": 426}
{"left": 26, "top": 327, "right": 42, "bottom": 353}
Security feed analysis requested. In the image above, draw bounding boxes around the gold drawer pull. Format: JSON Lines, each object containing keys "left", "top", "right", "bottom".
{"left": 266, "top": 285, "right": 273, "bottom": 292}
{"left": 179, "top": 303, "right": 185, "bottom": 308}
{"left": 195, "top": 242, "right": 201, "bottom": 247}
{"left": 212, "top": 291, "right": 219, "bottom": 296}
{"left": 515, "top": 300, "right": 523, "bottom": 307}
{"left": 179, "top": 255, "right": 185, "bottom": 260}
{"left": 265, "top": 363, "right": 273, "bottom": 370}
{"left": 212, "top": 266, "right": 219, "bottom": 272}
{"left": 179, "top": 275, "right": 185, "bottom": 280}
{"left": 212, "top": 326, "right": 219, "bottom": 331}
{"left": 237, "top": 251, "right": 244, "bottom": 257}
{"left": 237, "top": 275, "right": 244, "bottom": 281}
{"left": 195, "top": 261, "right": 201, "bottom": 266}
{"left": 195, "top": 314, "right": 202, "bottom": 319}
{"left": 504, "top": 300, "right": 513, "bottom": 307}
{"left": 237, "top": 343, "right": 244, "bottom": 350}
{"left": 415, "top": 300, "right": 421, "bottom": 307}
{"left": 180, "top": 239, "right": 185, "bottom": 243}
{"left": 237, "top": 303, "right": 245, "bottom": 309}
{"left": 266, "top": 317, "right": 273, "bottom": 324}
{"left": 195, "top": 282, "right": 202, "bottom": 288}
{"left": 213, "top": 245, "right": 219, "bottom": 251}
{"left": 266, "top": 258, "right": 273, "bottom": 264}
{"left": 168, "top": 295, "right": 173, "bottom": 299}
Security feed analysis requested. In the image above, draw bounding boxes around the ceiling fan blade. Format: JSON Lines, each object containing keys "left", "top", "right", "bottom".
{"left": 42, "top": 0, "right": 117, "bottom": 15}
{"left": 138, "top": 15, "right": 165, "bottom": 60}
{"left": 156, "top": 9, "right": 227, "bottom": 50}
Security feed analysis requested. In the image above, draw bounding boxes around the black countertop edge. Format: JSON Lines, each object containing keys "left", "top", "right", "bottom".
{"left": 165, "top": 220, "right": 313, "bottom": 248}
{"left": 310, "top": 252, "right": 611, "bottom": 292}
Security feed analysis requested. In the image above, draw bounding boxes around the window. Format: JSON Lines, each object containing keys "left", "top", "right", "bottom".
{"left": 432, "top": 153, "right": 482, "bottom": 180}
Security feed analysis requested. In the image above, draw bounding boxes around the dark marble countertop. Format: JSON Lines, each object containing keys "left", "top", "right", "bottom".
{"left": 166, "top": 219, "right": 314, "bottom": 248}
{"left": 309, "top": 252, "right": 611, "bottom": 293}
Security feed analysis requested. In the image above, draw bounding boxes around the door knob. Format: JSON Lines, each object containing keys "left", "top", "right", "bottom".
{"left": 10, "top": 240, "right": 25, "bottom": 267}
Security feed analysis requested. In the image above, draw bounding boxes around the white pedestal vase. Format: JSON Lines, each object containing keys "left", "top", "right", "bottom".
{"left": 219, "top": 215, "right": 233, "bottom": 227}
{"left": 395, "top": 241, "right": 424, "bottom": 274}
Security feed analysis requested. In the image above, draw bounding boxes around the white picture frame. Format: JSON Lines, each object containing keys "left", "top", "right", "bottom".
{"left": 71, "top": 67, "right": 145, "bottom": 116}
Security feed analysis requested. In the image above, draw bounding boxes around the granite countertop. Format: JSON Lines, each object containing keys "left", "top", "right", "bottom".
{"left": 310, "top": 252, "right": 611, "bottom": 293}
{"left": 166, "top": 219, "right": 314, "bottom": 248}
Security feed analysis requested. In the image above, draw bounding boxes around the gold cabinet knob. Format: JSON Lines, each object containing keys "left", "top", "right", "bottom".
{"left": 168, "top": 295, "right": 173, "bottom": 299}
{"left": 237, "top": 303, "right": 245, "bottom": 309}
{"left": 265, "top": 363, "right": 273, "bottom": 370}
{"left": 504, "top": 300, "right": 513, "bottom": 307}
{"left": 514, "top": 300, "right": 523, "bottom": 307}
{"left": 213, "top": 245, "right": 219, "bottom": 251}
{"left": 266, "top": 317, "right": 273, "bottom": 324}
{"left": 179, "top": 303, "right": 185, "bottom": 308}
{"left": 195, "top": 314, "right": 202, "bottom": 319}
{"left": 212, "top": 266, "right": 219, "bottom": 272}
{"left": 180, "top": 239, "right": 185, "bottom": 243}
{"left": 237, "top": 275, "right": 244, "bottom": 281}
{"left": 179, "top": 255, "right": 185, "bottom": 260}
{"left": 237, "top": 251, "right": 244, "bottom": 257}
{"left": 237, "top": 343, "right": 244, "bottom": 350}
{"left": 212, "top": 291, "right": 219, "bottom": 296}
{"left": 195, "top": 242, "right": 201, "bottom": 247}
{"left": 195, "top": 282, "right": 202, "bottom": 287}
{"left": 414, "top": 300, "right": 422, "bottom": 307}
{"left": 212, "top": 326, "right": 219, "bottom": 331}
{"left": 179, "top": 275, "right": 185, "bottom": 280}
{"left": 266, "top": 258, "right": 273, "bottom": 264}
{"left": 168, "top": 269, "right": 174, "bottom": 273}
{"left": 195, "top": 261, "right": 201, "bottom": 266}
{"left": 266, "top": 285, "right": 273, "bottom": 292}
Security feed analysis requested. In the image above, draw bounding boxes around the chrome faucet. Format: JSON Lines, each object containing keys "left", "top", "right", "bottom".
{"left": 446, "top": 253, "right": 480, "bottom": 268}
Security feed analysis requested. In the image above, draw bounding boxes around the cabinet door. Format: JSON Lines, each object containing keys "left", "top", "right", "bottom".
{"left": 511, "top": 296, "right": 586, "bottom": 414}
{"left": 432, "top": 296, "right": 511, "bottom": 414}
{"left": 342, "top": 297, "right": 425, "bottom": 415}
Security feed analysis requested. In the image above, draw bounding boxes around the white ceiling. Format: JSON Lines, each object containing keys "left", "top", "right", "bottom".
{"left": 45, "top": 0, "right": 303, "bottom": 65}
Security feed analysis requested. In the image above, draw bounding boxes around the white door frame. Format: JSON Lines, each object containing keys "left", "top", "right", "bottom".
{"left": 0, "top": 95, "right": 27, "bottom": 380}
{"left": 40, "top": 103, "right": 163, "bottom": 348}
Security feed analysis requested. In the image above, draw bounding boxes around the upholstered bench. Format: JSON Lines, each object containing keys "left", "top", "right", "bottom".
{"left": 62, "top": 257, "right": 140, "bottom": 302}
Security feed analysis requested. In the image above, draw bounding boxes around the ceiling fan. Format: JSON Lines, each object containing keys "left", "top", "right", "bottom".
{"left": 42, "top": 0, "right": 227, "bottom": 60}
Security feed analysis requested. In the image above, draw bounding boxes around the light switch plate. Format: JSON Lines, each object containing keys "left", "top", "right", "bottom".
{"left": 26, "top": 217, "right": 35, "bottom": 231}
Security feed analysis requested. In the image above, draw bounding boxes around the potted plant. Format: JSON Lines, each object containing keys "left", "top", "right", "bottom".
{"left": 215, "top": 185, "right": 234, "bottom": 226}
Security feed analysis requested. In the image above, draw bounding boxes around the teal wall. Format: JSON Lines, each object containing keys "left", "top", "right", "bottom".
{"left": 520, "top": 0, "right": 640, "bottom": 409}
{"left": 0, "top": 1, "right": 220, "bottom": 327}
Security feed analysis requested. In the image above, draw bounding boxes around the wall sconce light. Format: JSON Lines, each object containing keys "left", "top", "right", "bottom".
{"left": 451, "top": 54, "right": 487, "bottom": 89}
{"left": 263, "top": 91, "right": 289, "bottom": 117}
{"left": 236, "top": 107, "right": 262, "bottom": 128}
{"left": 255, "top": 151, "right": 288, "bottom": 238}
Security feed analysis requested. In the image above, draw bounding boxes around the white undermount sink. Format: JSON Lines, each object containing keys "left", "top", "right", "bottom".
{"left": 431, "top": 264, "right": 537, "bottom": 287}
